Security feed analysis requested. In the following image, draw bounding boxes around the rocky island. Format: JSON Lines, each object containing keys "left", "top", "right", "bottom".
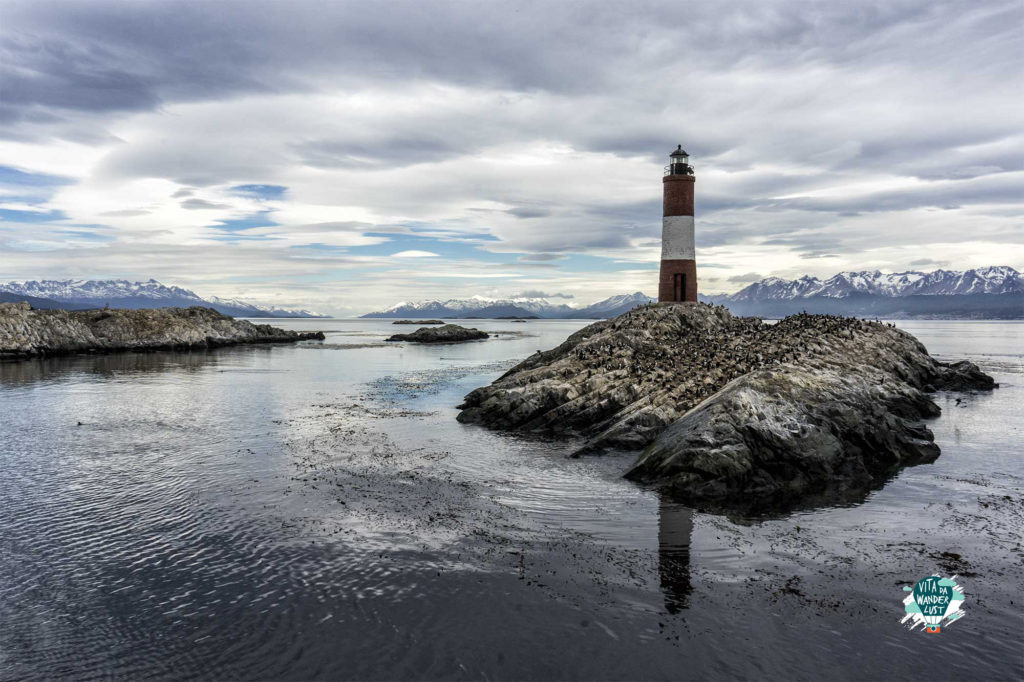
{"left": 392, "top": 319, "right": 446, "bottom": 325}
{"left": 0, "top": 302, "right": 325, "bottom": 358}
{"left": 457, "top": 303, "right": 994, "bottom": 509}
{"left": 387, "top": 324, "right": 489, "bottom": 344}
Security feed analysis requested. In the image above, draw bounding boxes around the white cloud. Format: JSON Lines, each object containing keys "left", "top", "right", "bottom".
{"left": 392, "top": 250, "right": 440, "bottom": 258}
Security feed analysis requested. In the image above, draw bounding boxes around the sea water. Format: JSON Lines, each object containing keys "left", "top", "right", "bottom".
{"left": 1, "top": 319, "right": 1021, "bottom": 680}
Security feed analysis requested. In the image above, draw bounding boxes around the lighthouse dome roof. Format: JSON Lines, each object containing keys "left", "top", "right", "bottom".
{"left": 670, "top": 145, "right": 689, "bottom": 157}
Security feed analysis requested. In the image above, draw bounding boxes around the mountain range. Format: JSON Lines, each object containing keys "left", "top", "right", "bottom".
{"left": 0, "top": 279, "right": 326, "bottom": 318}
{"left": 723, "top": 266, "right": 1020, "bottom": 301}
{"left": 705, "top": 266, "right": 1022, "bottom": 319}
{"left": 361, "top": 292, "right": 656, "bottom": 319}
{"left": 4, "top": 268, "right": 1019, "bottom": 320}
{"left": 363, "top": 267, "right": 1023, "bottom": 320}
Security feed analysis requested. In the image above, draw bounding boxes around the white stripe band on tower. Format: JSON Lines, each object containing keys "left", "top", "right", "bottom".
{"left": 661, "top": 215, "right": 695, "bottom": 260}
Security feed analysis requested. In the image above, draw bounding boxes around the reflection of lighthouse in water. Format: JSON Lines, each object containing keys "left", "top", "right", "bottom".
{"left": 657, "top": 498, "right": 694, "bottom": 613}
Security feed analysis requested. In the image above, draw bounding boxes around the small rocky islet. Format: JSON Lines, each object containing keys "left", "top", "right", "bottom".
{"left": 457, "top": 302, "right": 995, "bottom": 509}
{"left": 0, "top": 302, "right": 324, "bottom": 358}
{"left": 387, "top": 324, "right": 489, "bottom": 343}
{"left": 392, "top": 319, "right": 446, "bottom": 325}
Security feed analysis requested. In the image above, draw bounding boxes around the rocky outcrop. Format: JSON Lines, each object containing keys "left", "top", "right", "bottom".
{"left": 457, "top": 303, "right": 994, "bottom": 507}
{"left": 0, "top": 302, "right": 325, "bottom": 358}
{"left": 624, "top": 364, "right": 943, "bottom": 508}
{"left": 932, "top": 360, "right": 998, "bottom": 391}
{"left": 392, "top": 319, "right": 446, "bottom": 325}
{"left": 387, "top": 324, "right": 489, "bottom": 344}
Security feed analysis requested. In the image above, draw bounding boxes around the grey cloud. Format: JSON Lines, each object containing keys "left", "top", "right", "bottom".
{"left": 506, "top": 207, "right": 551, "bottom": 219}
{"left": 181, "top": 198, "right": 230, "bottom": 210}
{"left": 518, "top": 254, "right": 568, "bottom": 262}
{"left": 727, "top": 272, "right": 765, "bottom": 283}
{"left": 294, "top": 136, "right": 467, "bottom": 170}
{"left": 761, "top": 234, "right": 847, "bottom": 255}
{"left": 513, "top": 290, "right": 573, "bottom": 299}
{"left": 291, "top": 221, "right": 378, "bottom": 234}
{"left": 773, "top": 173, "right": 1022, "bottom": 214}
{"left": 0, "top": 34, "right": 160, "bottom": 117}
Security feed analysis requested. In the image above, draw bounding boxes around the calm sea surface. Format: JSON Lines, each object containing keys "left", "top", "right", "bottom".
{"left": 1, "top": 319, "right": 1021, "bottom": 681}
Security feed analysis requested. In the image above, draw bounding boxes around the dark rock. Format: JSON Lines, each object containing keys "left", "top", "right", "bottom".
{"left": 624, "top": 364, "right": 941, "bottom": 507}
{"left": 0, "top": 302, "right": 324, "bottom": 358}
{"left": 392, "top": 319, "right": 445, "bottom": 325}
{"left": 457, "top": 302, "right": 995, "bottom": 509}
{"left": 387, "top": 324, "right": 488, "bottom": 344}
{"left": 933, "top": 360, "right": 997, "bottom": 391}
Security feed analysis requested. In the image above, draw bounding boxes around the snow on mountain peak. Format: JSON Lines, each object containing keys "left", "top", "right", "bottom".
{"left": 0, "top": 278, "right": 323, "bottom": 317}
{"left": 363, "top": 291, "right": 655, "bottom": 319}
{"left": 724, "top": 266, "right": 1021, "bottom": 301}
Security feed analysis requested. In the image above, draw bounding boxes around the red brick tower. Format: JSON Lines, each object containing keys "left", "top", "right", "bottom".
{"left": 659, "top": 145, "right": 697, "bottom": 303}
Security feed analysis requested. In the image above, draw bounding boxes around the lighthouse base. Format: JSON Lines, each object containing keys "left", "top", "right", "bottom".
{"left": 658, "top": 259, "right": 697, "bottom": 303}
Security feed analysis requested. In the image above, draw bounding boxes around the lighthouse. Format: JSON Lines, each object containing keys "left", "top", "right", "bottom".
{"left": 659, "top": 145, "right": 697, "bottom": 303}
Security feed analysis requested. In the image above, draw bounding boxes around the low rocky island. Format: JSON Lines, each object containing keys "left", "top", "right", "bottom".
{"left": 392, "top": 319, "right": 446, "bottom": 325}
{"left": 457, "top": 303, "right": 995, "bottom": 509}
{"left": 387, "top": 324, "right": 489, "bottom": 344}
{"left": 0, "top": 302, "right": 325, "bottom": 358}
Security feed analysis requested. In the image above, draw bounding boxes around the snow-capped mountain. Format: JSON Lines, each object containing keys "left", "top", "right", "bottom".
{"left": 4, "top": 279, "right": 206, "bottom": 304}
{"left": 582, "top": 292, "right": 657, "bottom": 316}
{"left": 708, "top": 266, "right": 1023, "bottom": 319}
{"left": 0, "top": 279, "right": 326, "bottom": 318}
{"left": 362, "top": 292, "right": 655, "bottom": 319}
{"left": 725, "top": 267, "right": 1022, "bottom": 301}
{"left": 204, "top": 296, "right": 325, "bottom": 318}
{"left": 363, "top": 267, "right": 1021, "bottom": 320}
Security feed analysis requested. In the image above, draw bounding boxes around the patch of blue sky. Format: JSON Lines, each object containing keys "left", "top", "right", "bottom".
{"left": 551, "top": 253, "right": 637, "bottom": 272}
{"left": 399, "top": 222, "right": 502, "bottom": 243}
{"left": 209, "top": 232, "right": 277, "bottom": 243}
{"left": 212, "top": 211, "right": 278, "bottom": 232}
{"left": 217, "top": 273, "right": 316, "bottom": 284}
{"left": 0, "top": 208, "right": 67, "bottom": 223}
{"left": 52, "top": 228, "right": 116, "bottom": 242}
{"left": 4, "top": 238, "right": 65, "bottom": 252}
{"left": 0, "top": 193, "right": 57, "bottom": 205}
{"left": 293, "top": 243, "right": 349, "bottom": 252}
{"left": 353, "top": 231, "right": 514, "bottom": 263}
{"left": 0, "top": 165, "right": 74, "bottom": 188}
{"left": 229, "top": 184, "right": 287, "bottom": 201}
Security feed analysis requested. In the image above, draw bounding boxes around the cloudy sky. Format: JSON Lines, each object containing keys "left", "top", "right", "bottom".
{"left": 1, "top": 0, "right": 1021, "bottom": 315}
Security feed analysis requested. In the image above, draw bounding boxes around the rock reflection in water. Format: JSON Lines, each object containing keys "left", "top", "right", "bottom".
{"left": 657, "top": 497, "right": 693, "bottom": 613}
{"left": 0, "top": 347, "right": 285, "bottom": 386}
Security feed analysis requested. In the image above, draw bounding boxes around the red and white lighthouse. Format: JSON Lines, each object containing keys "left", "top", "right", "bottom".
{"left": 659, "top": 145, "right": 697, "bottom": 303}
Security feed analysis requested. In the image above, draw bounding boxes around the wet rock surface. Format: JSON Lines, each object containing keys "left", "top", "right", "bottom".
{"left": 387, "top": 324, "right": 489, "bottom": 344}
{"left": 457, "top": 303, "right": 995, "bottom": 507}
{"left": 0, "top": 302, "right": 324, "bottom": 358}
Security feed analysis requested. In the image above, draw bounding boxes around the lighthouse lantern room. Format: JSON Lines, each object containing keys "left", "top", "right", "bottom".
{"left": 659, "top": 144, "right": 698, "bottom": 303}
